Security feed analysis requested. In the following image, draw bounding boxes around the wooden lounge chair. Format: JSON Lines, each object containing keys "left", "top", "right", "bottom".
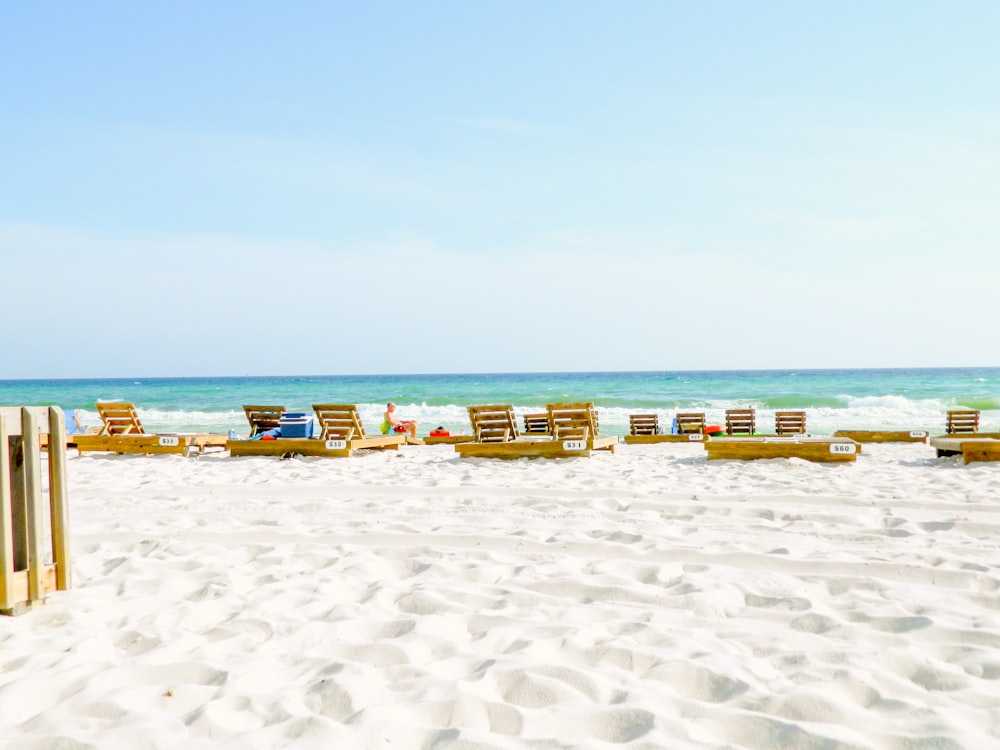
{"left": 228, "top": 404, "right": 405, "bottom": 457}
{"left": 725, "top": 408, "right": 756, "bottom": 436}
{"left": 946, "top": 410, "right": 980, "bottom": 434}
{"left": 75, "top": 401, "right": 227, "bottom": 455}
{"left": 522, "top": 413, "right": 550, "bottom": 435}
{"left": 456, "top": 402, "right": 617, "bottom": 459}
{"left": 243, "top": 405, "right": 286, "bottom": 437}
{"left": 704, "top": 436, "right": 859, "bottom": 463}
{"left": 676, "top": 412, "right": 707, "bottom": 435}
{"left": 775, "top": 411, "right": 807, "bottom": 436}
{"left": 629, "top": 414, "right": 658, "bottom": 436}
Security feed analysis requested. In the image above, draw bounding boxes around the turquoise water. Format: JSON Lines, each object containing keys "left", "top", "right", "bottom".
{"left": 1, "top": 368, "right": 998, "bottom": 437}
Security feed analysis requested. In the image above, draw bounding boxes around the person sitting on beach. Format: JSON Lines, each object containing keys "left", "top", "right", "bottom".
{"left": 382, "top": 402, "right": 418, "bottom": 439}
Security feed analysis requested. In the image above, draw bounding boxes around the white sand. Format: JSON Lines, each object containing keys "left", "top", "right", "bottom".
{"left": 3, "top": 443, "right": 1000, "bottom": 749}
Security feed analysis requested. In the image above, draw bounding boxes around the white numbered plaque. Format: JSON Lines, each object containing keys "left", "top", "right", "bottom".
{"left": 909, "top": 431, "right": 928, "bottom": 438}
{"left": 562, "top": 440, "right": 586, "bottom": 451}
{"left": 688, "top": 433, "right": 704, "bottom": 441}
{"left": 325, "top": 440, "right": 347, "bottom": 450}
{"left": 829, "top": 443, "right": 857, "bottom": 455}
{"left": 158, "top": 436, "right": 180, "bottom": 447}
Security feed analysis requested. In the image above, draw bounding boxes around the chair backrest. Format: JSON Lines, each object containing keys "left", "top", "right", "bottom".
{"left": 725, "top": 408, "right": 756, "bottom": 436}
{"left": 244, "top": 405, "right": 286, "bottom": 437}
{"left": 522, "top": 413, "right": 550, "bottom": 435}
{"left": 547, "top": 402, "right": 598, "bottom": 440}
{"left": 629, "top": 414, "right": 659, "bottom": 435}
{"left": 96, "top": 402, "right": 145, "bottom": 435}
{"left": 675, "top": 412, "right": 706, "bottom": 434}
{"left": 775, "top": 410, "right": 807, "bottom": 435}
{"left": 946, "top": 409, "right": 979, "bottom": 434}
{"left": 313, "top": 404, "right": 365, "bottom": 440}
{"left": 468, "top": 405, "right": 519, "bottom": 442}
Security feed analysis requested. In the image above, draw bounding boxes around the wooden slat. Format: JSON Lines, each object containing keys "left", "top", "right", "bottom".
{"left": 547, "top": 402, "right": 600, "bottom": 441}
{"left": 48, "top": 408, "right": 71, "bottom": 591}
{"left": 0, "top": 413, "right": 13, "bottom": 611}
{"left": 624, "top": 433, "right": 705, "bottom": 444}
{"left": 456, "top": 434, "right": 617, "bottom": 460}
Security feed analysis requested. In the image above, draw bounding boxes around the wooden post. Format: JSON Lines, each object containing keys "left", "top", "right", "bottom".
{"left": 22, "top": 408, "right": 46, "bottom": 603}
{"left": 48, "top": 407, "right": 71, "bottom": 591}
{"left": 0, "top": 414, "right": 13, "bottom": 611}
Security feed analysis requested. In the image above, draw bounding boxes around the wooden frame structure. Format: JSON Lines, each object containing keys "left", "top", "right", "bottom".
{"left": 74, "top": 401, "right": 227, "bottom": 455}
{"left": 244, "top": 405, "right": 286, "bottom": 437}
{"left": 833, "top": 430, "right": 929, "bottom": 444}
{"left": 929, "top": 434, "right": 1000, "bottom": 458}
{"left": 2, "top": 407, "right": 71, "bottom": 615}
{"left": 775, "top": 411, "right": 807, "bottom": 436}
{"left": 946, "top": 410, "right": 980, "bottom": 434}
{"left": 228, "top": 404, "right": 404, "bottom": 457}
{"left": 522, "top": 413, "right": 550, "bottom": 435}
{"left": 725, "top": 408, "right": 756, "bottom": 436}
{"left": 704, "top": 436, "right": 860, "bottom": 463}
{"left": 456, "top": 403, "right": 618, "bottom": 459}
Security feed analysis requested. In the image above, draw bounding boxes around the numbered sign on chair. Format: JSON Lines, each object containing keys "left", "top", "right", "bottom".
{"left": 158, "top": 436, "right": 180, "bottom": 447}
{"left": 909, "top": 431, "right": 928, "bottom": 438}
{"left": 325, "top": 440, "right": 347, "bottom": 450}
{"left": 688, "top": 433, "right": 704, "bottom": 441}
{"left": 829, "top": 443, "right": 856, "bottom": 455}
{"left": 562, "top": 440, "right": 586, "bottom": 451}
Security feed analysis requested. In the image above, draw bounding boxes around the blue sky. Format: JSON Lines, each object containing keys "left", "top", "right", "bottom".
{"left": 3, "top": 2, "right": 998, "bottom": 378}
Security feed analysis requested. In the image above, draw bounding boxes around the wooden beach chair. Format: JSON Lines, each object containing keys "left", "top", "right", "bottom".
{"left": 775, "top": 411, "right": 807, "bottom": 436}
{"left": 946, "top": 410, "right": 979, "bottom": 434}
{"left": 75, "top": 401, "right": 227, "bottom": 455}
{"left": 95, "top": 401, "right": 144, "bottom": 435}
{"left": 228, "top": 404, "right": 404, "bottom": 458}
{"left": 522, "top": 413, "right": 550, "bottom": 435}
{"left": 628, "top": 414, "right": 659, "bottom": 436}
{"left": 676, "top": 412, "right": 707, "bottom": 435}
{"left": 725, "top": 408, "right": 756, "bottom": 436}
{"left": 456, "top": 402, "right": 617, "bottom": 459}
{"left": 243, "top": 405, "right": 286, "bottom": 437}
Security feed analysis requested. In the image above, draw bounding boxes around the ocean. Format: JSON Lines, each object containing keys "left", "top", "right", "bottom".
{"left": 2, "top": 368, "right": 998, "bottom": 438}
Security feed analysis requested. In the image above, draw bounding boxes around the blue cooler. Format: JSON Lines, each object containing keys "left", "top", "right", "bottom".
{"left": 279, "top": 413, "right": 315, "bottom": 438}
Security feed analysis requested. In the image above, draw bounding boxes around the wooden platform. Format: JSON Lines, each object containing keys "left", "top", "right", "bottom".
{"left": 958, "top": 440, "right": 1000, "bottom": 464}
{"left": 929, "top": 435, "right": 1000, "bottom": 459}
{"left": 623, "top": 433, "right": 705, "bottom": 444}
{"left": 833, "top": 430, "right": 929, "bottom": 444}
{"left": 704, "top": 436, "right": 860, "bottom": 463}
{"left": 75, "top": 433, "right": 227, "bottom": 455}
{"left": 227, "top": 434, "right": 404, "bottom": 457}
{"left": 422, "top": 435, "right": 475, "bottom": 445}
{"left": 456, "top": 435, "right": 618, "bottom": 459}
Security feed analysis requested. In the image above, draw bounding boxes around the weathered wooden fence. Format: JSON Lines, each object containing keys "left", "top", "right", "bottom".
{"left": 1, "top": 406, "right": 71, "bottom": 615}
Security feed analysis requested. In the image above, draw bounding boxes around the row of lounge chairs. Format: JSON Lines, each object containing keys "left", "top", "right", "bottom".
{"left": 66, "top": 402, "right": 1000, "bottom": 464}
